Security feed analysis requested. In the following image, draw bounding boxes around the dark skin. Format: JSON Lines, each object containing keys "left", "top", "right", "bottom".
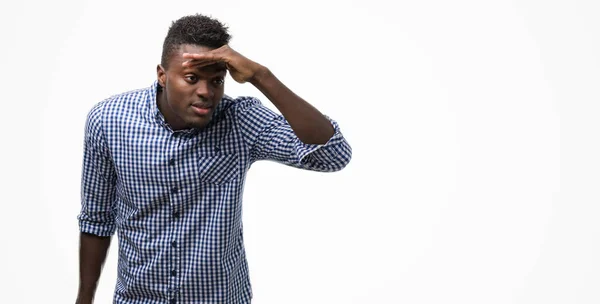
{"left": 161, "top": 44, "right": 335, "bottom": 143}
{"left": 76, "top": 233, "right": 111, "bottom": 304}
{"left": 76, "top": 44, "right": 334, "bottom": 304}
{"left": 157, "top": 44, "right": 228, "bottom": 131}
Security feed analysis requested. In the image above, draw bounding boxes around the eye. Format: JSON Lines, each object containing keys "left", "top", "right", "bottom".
{"left": 185, "top": 75, "right": 197, "bottom": 83}
{"left": 213, "top": 77, "right": 225, "bottom": 86}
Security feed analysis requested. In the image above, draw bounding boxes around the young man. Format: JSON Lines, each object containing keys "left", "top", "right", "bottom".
{"left": 76, "top": 14, "right": 351, "bottom": 304}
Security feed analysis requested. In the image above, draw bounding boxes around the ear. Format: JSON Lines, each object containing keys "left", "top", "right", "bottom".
{"left": 157, "top": 64, "right": 166, "bottom": 87}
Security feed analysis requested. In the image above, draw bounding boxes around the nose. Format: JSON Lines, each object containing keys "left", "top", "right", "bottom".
{"left": 194, "top": 80, "right": 214, "bottom": 100}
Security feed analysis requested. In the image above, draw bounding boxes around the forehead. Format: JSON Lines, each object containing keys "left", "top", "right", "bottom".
{"left": 167, "top": 44, "right": 227, "bottom": 72}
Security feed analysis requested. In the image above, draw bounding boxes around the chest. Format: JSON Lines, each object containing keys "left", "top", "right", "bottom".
{"left": 107, "top": 115, "right": 249, "bottom": 193}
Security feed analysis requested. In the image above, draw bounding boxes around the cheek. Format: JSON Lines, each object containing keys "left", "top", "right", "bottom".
{"left": 166, "top": 81, "right": 189, "bottom": 104}
{"left": 214, "top": 86, "right": 225, "bottom": 98}
{"left": 165, "top": 91, "right": 186, "bottom": 113}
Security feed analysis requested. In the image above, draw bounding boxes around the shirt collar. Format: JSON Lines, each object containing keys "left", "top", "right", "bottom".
{"left": 145, "top": 80, "right": 159, "bottom": 120}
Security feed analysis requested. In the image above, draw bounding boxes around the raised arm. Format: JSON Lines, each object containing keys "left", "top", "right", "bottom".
{"left": 182, "top": 45, "right": 336, "bottom": 144}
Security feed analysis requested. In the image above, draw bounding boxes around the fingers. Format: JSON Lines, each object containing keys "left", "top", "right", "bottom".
{"left": 182, "top": 45, "right": 231, "bottom": 62}
{"left": 182, "top": 52, "right": 227, "bottom": 61}
{"left": 182, "top": 59, "right": 222, "bottom": 68}
{"left": 182, "top": 52, "right": 228, "bottom": 67}
{"left": 181, "top": 46, "right": 236, "bottom": 69}
{"left": 182, "top": 52, "right": 215, "bottom": 59}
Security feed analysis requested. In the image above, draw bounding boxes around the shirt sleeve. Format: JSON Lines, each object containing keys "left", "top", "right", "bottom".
{"left": 77, "top": 102, "right": 118, "bottom": 237}
{"left": 235, "top": 97, "right": 352, "bottom": 172}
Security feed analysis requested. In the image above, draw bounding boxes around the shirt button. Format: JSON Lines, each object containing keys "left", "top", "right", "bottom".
{"left": 170, "top": 299, "right": 176, "bottom": 304}
{"left": 171, "top": 270, "right": 177, "bottom": 276}
{"left": 171, "top": 186, "right": 179, "bottom": 194}
{"left": 171, "top": 241, "right": 177, "bottom": 248}
{"left": 168, "top": 158, "right": 176, "bottom": 166}
{"left": 173, "top": 211, "right": 180, "bottom": 219}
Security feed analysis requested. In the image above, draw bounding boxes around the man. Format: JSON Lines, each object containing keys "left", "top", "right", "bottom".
{"left": 76, "top": 14, "right": 351, "bottom": 304}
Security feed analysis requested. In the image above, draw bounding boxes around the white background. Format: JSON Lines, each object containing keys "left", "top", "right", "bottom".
{"left": 1, "top": 0, "right": 599, "bottom": 303}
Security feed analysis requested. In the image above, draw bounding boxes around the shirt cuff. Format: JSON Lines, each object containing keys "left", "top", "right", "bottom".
{"left": 295, "top": 116, "right": 345, "bottom": 164}
{"left": 78, "top": 213, "right": 116, "bottom": 237}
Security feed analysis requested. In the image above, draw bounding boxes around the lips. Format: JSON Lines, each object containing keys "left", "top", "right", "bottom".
{"left": 192, "top": 101, "right": 212, "bottom": 108}
{"left": 191, "top": 103, "right": 213, "bottom": 116}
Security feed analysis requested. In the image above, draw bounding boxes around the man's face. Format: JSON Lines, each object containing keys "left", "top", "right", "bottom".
{"left": 157, "top": 44, "right": 227, "bottom": 130}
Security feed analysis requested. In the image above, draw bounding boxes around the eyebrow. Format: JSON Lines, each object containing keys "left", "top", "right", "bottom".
{"left": 197, "top": 63, "right": 227, "bottom": 73}
{"left": 213, "top": 65, "right": 227, "bottom": 72}
{"left": 184, "top": 64, "right": 227, "bottom": 76}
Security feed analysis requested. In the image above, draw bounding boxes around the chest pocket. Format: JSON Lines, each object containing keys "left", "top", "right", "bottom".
{"left": 198, "top": 154, "right": 239, "bottom": 185}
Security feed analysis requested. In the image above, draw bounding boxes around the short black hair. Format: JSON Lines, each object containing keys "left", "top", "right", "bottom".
{"left": 161, "top": 14, "right": 231, "bottom": 69}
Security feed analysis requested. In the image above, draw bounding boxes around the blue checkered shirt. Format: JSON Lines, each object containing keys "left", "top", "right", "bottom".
{"left": 77, "top": 81, "right": 352, "bottom": 303}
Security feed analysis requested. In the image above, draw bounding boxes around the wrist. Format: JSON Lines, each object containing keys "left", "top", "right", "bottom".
{"left": 249, "top": 65, "right": 271, "bottom": 85}
{"left": 76, "top": 292, "right": 94, "bottom": 304}
{"left": 77, "top": 284, "right": 97, "bottom": 297}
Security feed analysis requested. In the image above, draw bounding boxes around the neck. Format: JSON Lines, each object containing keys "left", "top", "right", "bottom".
{"left": 156, "top": 90, "right": 186, "bottom": 130}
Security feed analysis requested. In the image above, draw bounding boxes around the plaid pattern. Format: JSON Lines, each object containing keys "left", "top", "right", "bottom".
{"left": 77, "top": 81, "right": 352, "bottom": 303}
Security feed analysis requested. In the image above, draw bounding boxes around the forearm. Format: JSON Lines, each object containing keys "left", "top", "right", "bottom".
{"left": 250, "top": 67, "right": 334, "bottom": 145}
{"left": 76, "top": 232, "right": 111, "bottom": 304}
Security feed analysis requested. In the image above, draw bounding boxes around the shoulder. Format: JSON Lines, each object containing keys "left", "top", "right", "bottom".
{"left": 86, "top": 86, "right": 151, "bottom": 127}
{"left": 218, "top": 95, "right": 263, "bottom": 114}
{"left": 219, "top": 95, "right": 279, "bottom": 119}
{"left": 219, "top": 96, "right": 281, "bottom": 129}
{"left": 213, "top": 95, "right": 273, "bottom": 124}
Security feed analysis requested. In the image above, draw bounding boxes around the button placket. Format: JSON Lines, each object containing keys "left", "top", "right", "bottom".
{"left": 167, "top": 133, "right": 182, "bottom": 302}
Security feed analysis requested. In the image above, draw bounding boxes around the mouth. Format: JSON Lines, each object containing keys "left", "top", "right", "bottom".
{"left": 191, "top": 102, "right": 213, "bottom": 116}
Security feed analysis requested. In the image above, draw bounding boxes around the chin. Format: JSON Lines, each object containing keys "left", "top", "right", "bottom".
{"left": 187, "top": 118, "right": 211, "bottom": 129}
